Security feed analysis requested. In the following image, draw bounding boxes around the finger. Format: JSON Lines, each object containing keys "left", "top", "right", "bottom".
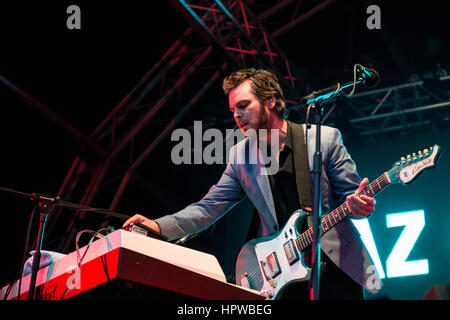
{"left": 353, "top": 211, "right": 370, "bottom": 218}
{"left": 350, "top": 205, "right": 372, "bottom": 218}
{"left": 350, "top": 194, "right": 377, "bottom": 212}
{"left": 351, "top": 212, "right": 364, "bottom": 219}
{"left": 353, "top": 204, "right": 375, "bottom": 218}
{"left": 356, "top": 177, "right": 369, "bottom": 195}
{"left": 347, "top": 196, "right": 375, "bottom": 217}
{"left": 360, "top": 195, "right": 376, "bottom": 206}
{"left": 122, "top": 214, "right": 144, "bottom": 228}
{"left": 348, "top": 194, "right": 368, "bottom": 210}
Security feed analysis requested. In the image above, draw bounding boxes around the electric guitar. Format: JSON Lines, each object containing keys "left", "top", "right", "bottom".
{"left": 235, "top": 145, "right": 441, "bottom": 299}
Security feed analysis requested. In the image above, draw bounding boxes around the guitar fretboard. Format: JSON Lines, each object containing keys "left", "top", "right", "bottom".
{"left": 295, "top": 173, "right": 391, "bottom": 251}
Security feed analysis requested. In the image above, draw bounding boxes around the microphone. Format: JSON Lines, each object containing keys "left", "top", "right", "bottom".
{"left": 356, "top": 64, "right": 380, "bottom": 88}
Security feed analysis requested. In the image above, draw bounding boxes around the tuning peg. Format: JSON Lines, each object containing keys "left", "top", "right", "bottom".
{"left": 418, "top": 151, "right": 422, "bottom": 154}
{"left": 412, "top": 153, "right": 416, "bottom": 156}
{"left": 424, "top": 148, "right": 428, "bottom": 153}
{"left": 407, "top": 154, "right": 411, "bottom": 158}
{"left": 401, "top": 156, "right": 406, "bottom": 161}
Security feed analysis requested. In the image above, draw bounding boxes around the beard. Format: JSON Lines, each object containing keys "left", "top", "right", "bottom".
{"left": 257, "top": 103, "right": 271, "bottom": 131}
{"left": 256, "top": 103, "right": 275, "bottom": 158}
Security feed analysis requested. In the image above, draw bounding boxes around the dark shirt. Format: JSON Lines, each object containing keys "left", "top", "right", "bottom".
{"left": 267, "top": 122, "right": 301, "bottom": 228}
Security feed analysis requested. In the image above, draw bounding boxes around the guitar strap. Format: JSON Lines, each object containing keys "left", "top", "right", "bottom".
{"left": 290, "top": 121, "right": 314, "bottom": 210}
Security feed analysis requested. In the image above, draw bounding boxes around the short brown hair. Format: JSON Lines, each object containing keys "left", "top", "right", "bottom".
{"left": 222, "top": 68, "right": 288, "bottom": 119}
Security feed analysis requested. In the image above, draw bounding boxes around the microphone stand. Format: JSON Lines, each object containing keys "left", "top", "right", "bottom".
{"left": 302, "top": 65, "right": 379, "bottom": 300}
{"left": 309, "top": 100, "right": 324, "bottom": 301}
{"left": 0, "top": 186, "right": 135, "bottom": 300}
{"left": 27, "top": 195, "right": 53, "bottom": 300}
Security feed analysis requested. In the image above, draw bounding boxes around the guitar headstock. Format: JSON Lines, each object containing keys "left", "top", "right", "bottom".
{"left": 388, "top": 144, "right": 441, "bottom": 184}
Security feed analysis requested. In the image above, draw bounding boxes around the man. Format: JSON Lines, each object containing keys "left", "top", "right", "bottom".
{"left": 123, "top": 68, "right": 379, "bottom": 299}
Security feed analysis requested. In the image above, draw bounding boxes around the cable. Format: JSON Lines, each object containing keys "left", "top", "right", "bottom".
{"left": 60, "top": 226, "right": 112, "bottom": 299}
{"left": 340, "top": 64, "right": 360, "bottom": 98}
{"left": 330, "top": 82, "right": 341, "bottom": 100}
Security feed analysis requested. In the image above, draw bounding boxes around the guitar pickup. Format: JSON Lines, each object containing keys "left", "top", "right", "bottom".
{"left": 283, "top": 239, "right": 300, "bottom": 265}
{"left": 263, "top": 252, "right": 281, "bottom": 279}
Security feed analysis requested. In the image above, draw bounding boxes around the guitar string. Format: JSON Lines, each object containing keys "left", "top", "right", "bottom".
{"left": 241, "top": 158, "right": 414, "bottom": 287}
{"left": 297, "top": 160, "right": 406, "bottom": 246}
{"left": 242, "top": 176, "right": 390, "bottom": 285}
{"left": 242, "top": 175, "right": 389, "bottom": 285}
{"left": 243, "top": 174, "right": 392, "bottom": 285}
{"left": 296, "top": 176, "right": 383, "bottom": 248}
{"left": 296, "top": 172, "right": 391, "bottom": 250}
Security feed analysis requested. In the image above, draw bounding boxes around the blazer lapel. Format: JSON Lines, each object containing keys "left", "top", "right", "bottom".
{"left": 247, "top": 138, "right": 278, "bottom": 230}
{"left": 254, "top": 163, "right": 278, "bottom": 229}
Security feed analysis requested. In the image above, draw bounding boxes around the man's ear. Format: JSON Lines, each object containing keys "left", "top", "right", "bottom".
{"left": 265, "top": 97, "right": 276, "bottom": 110}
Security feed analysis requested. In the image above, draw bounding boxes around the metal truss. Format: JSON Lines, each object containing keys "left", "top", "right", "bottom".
{"left": 322, "top": 75, "right": 450, "bottom": 139}
{"left": 10, "top": 0, "right": 448, "bottom": 254}
{"left": 39, "top": 28, "right": 227, "bottom": 252}
{"left": 4, "top": 1, "right": 336, "bottom": 252}
{"left": 172, "top": 0, "right": 335, "bottom": 106}
{"left": 12, "top": 0, "right": 447, "bottom": 255}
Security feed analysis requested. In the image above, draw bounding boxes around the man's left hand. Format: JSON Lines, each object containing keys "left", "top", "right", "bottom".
{"left": 347, "top": 177, "right": 376, "bottom": 219}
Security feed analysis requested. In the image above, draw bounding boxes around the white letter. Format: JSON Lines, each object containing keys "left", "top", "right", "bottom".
{"left": 366, "top": 265, "right": 382, "bottom": 290}
{"left": 366, "top": 5, "right": 381, "bottom": 30}
{"left": 221, "top": 305, "right": 230, "bottom": 314}
{"left": 225, "top": 128, "right": 246, "bottom": 164}
{"left": 351, "top": 218, "right": 385, "bottom": 278}
{"left": 65, "top": 265, "right": 81, "bottom": 290}
{"left": 193, "top": 121, "right": 203, "bottom": 164}
{"left": 264, "top": 305, "right": 272, "bottom": 315}
{"left": 66, "top": 5, "right": 81, "bottom": 30}
{"left": 386, "top": 210, "right": 428, "bottom": 278}
{"left": 203, "top": 128, "right": 224, "bottom": 164}
{"left": 171, "top": 128, "right": 191, "bottom": 164}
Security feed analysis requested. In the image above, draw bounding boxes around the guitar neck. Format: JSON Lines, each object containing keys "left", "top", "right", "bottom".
{"left": 295, "top": 172, "right": 392, "bottom": 251}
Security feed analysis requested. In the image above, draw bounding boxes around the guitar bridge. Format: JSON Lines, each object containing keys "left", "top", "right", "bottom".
{"left": 240, "top": 273, "right": 250, "bottom": 288}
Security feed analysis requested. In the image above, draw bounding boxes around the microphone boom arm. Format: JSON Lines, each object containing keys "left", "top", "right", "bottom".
{"left": 301, "top": 64, "right": 379, "bottom": 105}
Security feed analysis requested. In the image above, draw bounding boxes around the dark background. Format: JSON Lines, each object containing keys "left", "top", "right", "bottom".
{"left": 0, "top": 0, "right": 449, "bottom": 300}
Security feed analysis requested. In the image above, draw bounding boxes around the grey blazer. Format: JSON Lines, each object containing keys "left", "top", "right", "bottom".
{"left": 155, "top": 122, "right": 381, "bottom": 293}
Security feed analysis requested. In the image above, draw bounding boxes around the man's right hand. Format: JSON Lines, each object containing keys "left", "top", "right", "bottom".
{"left": 122, "top": 214, "right": 161, "bottom": 233}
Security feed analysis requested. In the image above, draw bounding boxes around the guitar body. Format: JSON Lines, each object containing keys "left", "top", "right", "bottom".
{"left": 235, "top": 209, "right": 311, "bottom": 299}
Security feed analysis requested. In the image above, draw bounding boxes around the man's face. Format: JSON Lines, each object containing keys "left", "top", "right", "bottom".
{"left": 228, "top": 80, "right": 269, "bottom": 135}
